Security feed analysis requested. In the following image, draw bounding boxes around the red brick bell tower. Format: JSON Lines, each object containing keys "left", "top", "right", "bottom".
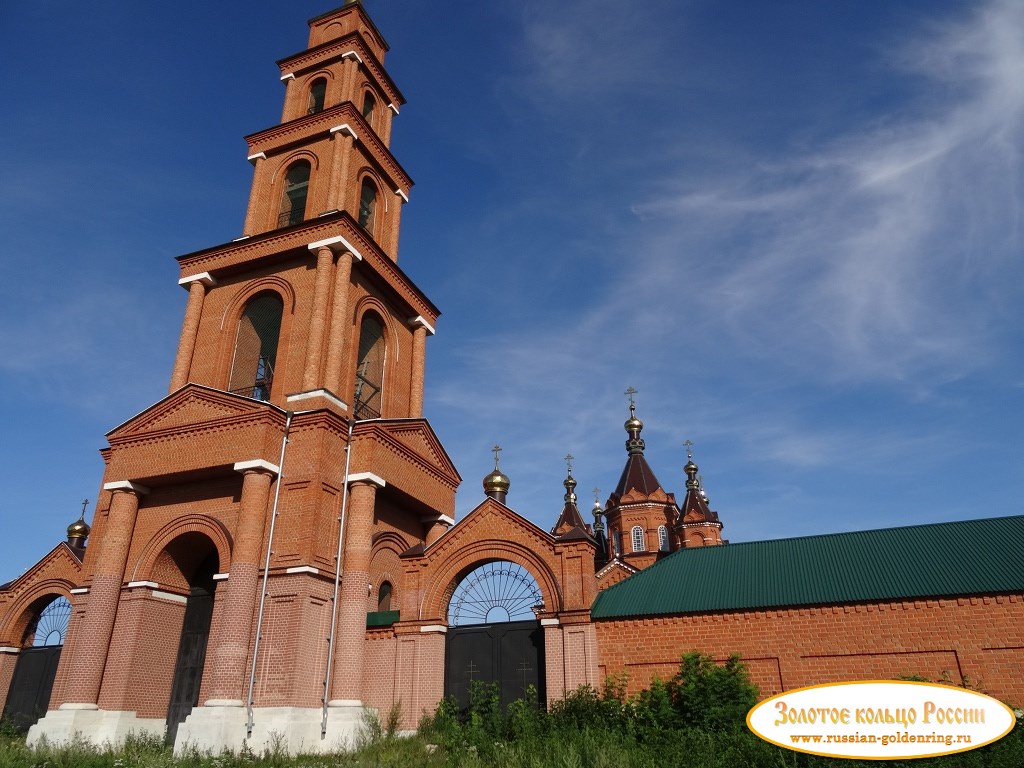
{"left": 29, "top": 2, "right": 460, "bottom": 754}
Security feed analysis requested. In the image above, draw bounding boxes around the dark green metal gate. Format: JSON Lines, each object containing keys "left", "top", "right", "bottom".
{"left": 444, "top": 620, "right": 545, "bottom": 713}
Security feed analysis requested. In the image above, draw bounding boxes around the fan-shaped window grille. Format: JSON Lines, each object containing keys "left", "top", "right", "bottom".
{"left": 358, "top": 177, "right": 377, "bottom": 231}
{"left": 228, "top": 294, "right": 283, "bottom": 401}
{"left": 658, "top": 525, "right": 669, "bottom": 552}
{"left": 24, "top": 596, "right": 72, "bottom": 648}
{"left": 278, "top": 161, "right": 311, "bottom": 228}
{"left": 448, "top": 561, "right": 542, "bottom": 627}
{"left": 631, "top": 525, "right": 645, "bottom": 553}
{"left": 354, "top": 313, "right": 384, "bottom": 419}
{"left": 308, "top": 78, "right": 327, "bottom": 114}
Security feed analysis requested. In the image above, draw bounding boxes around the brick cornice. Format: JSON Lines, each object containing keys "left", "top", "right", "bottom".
{"left": 245, "top": 101, "right": 412, "bottom": 194}
{"left": 276, "top": 34, "right": 404, "bottom": 107}
{"left": 175, "top": 213, "right": 440, "bottom": 324}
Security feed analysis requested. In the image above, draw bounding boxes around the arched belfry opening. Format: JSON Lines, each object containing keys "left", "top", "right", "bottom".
{"left": 444, "top": 560, "right": 546, "bottom": 714}
{"left": 2, "top": 595, "right": 71, "bottom": 732}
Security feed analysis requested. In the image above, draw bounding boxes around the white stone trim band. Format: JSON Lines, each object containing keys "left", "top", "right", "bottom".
{"left": 178, "top": 272, "right": 216, "bottom": 288}
{"left": 285, "top": 566, "right": 320, "bottom": 575}
{"left": 540, "top": 618, "right": 560, "bottom": 627}
{"left": 348, "top": 472, "right": 385, "bottom": 488}
{"left": 307, "top": 235, "right": 364, "bottom": 262}
{"left": 286, "top": 389, "right": 349, "bottom": 410}
{"left": 233, "top": 459, "right": 281, "bottom": 475}
{"left": 0, "top": 647, "right": 19, "bottom": 654}
{"left": 408, "top": 316, "right": 435, "bottom": 335}
{"left": 69, "top": 587, "right": 89, "bottom": 595}
{"left": 103, "top": 481, "right": 151, "bottom": 495}
{"left": 151, "top": 590, "right": 188, "bottom": 604}
{"left": 421, "top": 514, "right": 454, "bottom": 526}
{"left": 126, "top": 581, "right": 159, "bottom": 589}
{"left": 330, "top": 123, "right": 357, "bottom": 140}
{"left": 420, "top": 625, "right": 447, "bottom": 634}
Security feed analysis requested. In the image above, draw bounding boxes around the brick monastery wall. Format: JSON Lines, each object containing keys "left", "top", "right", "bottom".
{"left": 595, "top": 594, "right": 1024, "bottom": 707}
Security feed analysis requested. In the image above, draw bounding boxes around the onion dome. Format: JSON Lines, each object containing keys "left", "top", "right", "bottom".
{"left": 624, "top": 401, "right": 646, "bottom": 455}
{"left": 483, "top": 445, "right": 510, "bottom": 503}
{"left": 67, "top": 516, "right": 91, "bottom": 539}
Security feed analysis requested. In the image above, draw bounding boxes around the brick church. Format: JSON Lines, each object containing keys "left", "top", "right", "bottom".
{"left": 1, "top": 2, "right": 1022, "bottom": 755}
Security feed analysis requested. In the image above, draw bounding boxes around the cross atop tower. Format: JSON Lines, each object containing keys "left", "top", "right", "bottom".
{"left": 564, "top": 452, "right": 574, "bottom": 474}
{"left": 625, "top": 386, "right": 638, "bottom": 408}
{"left": 492, "top": 444, "right": 502, "bottom": 468}
{"left": 684, "top": 439, "right": 694, "bottom": 460}
{"left": 80, "top": 498, "right": 89, "bottom": 518}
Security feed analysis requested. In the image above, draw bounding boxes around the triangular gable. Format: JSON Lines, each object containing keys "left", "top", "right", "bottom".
{"left": 0, "top": 543, "right": 83, "bottom": 596}
{"left": 375, "top": 419, "right": 461, "bottom": 483}
{"left": 108, "top": 384, "right": 283, "bottom": 438}
{"left": 422, "top": 497, "right": 557, "bottom": 560}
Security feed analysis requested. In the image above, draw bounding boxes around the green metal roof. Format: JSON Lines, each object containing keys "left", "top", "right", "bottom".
{"left": 591, "top": 515, "right": 1024, "bottom": 619}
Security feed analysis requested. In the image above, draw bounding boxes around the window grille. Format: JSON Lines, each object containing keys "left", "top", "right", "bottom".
{"left": 354, "top": 314, "right": 384, "bottom": 419}
{"left": 228, "top": 295, "right": 283, "bottom": 401}
{"left": 631, "top": 525, "right": 645, "bottom": 553}
{"left": 358, "top": 178, "right": 377, "bottom": 230}
{"left": 658, "top": 525, "right": 669, "bottom": 552}
{"left": 278, "top": 161, "right": 310, "bottom": 228}
{"left": 361, "top": 91, "right": 376, "bottom": 120}
{"left": 308, "top": 78, "right": 327, "bottom": 114}
{"left": 377, "top": 581, "right": 392, "bottom": 612}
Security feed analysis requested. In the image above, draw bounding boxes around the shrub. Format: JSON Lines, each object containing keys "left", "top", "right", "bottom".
{"left": 667, "top": 652, "right": 758, "bottom": 731}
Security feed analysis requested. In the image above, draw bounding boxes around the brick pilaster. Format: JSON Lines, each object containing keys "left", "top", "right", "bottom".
{"left": 408, "top": 317, "right": 433, "bottom": 419}
{"left": 323, "top": 250, "right": 356, "bottom": 395}
{"left": 61, "top": 482, "right": 148, "bottom": 705}
{"left": 169, "top": 275, "right": 214, "bottom": 392}
{"left": 329, "top": 476, "right": 381, "bottom": 703}
{"left": 202, "top": 465, "right": 276, "bottom": 704}
{"left": 301, "top": 246, "right": 336, "bottom": 391}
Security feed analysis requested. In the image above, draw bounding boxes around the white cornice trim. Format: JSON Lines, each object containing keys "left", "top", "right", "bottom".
{"left": 330, "top": 123, "right": 358, "bottom": 140}
{"left": 408, "top": 316, "right": 435, "bottom": 335}
{"left": 151, "top": 590, "right": 188, "bottom": 604}
{"left": 421, "top": 514, "right": 455, "bottom": 526}
{"left": 394, "top": 188, "right": 409, "bottom": 203}
{"left": 540, "top": 618, "right": 560, "bottom": 627}
{"left": 348, "top": 472, "right": 385, "bottom": 488}
{"left": 103, "top": 480, "right": 151, "bottom": 495}
{"left": 280, "top": 73, "right": 295, "bottom": 81}
{"left": 286, "top": 389, "right": 349, "bottom": 411}
{"left": 247, "top": 152, "right": 267, "bottom": 164}
{"left": 178, "top": 272, "right": 216, "bottom": 289}
{"left": 70, "top": 587, "right": 89, "bottom": 595}
{"left": 232, "top": 235, "right": 251, "bottom": 242}
{"left": 342, "top": 50, "right": 364, "bottom": 65}
{"left": 234, "top": 459, "right": 281, "bottom": 475}
{"left": 126, "top": 581, "right": 159, "bottom": 589}
{"left": 387, "top": 103, "right": 399, "bottom": 115}
{"left": 307, "top": 235, "right": 364, "bottom": 262}
{"left": 420, "top": 624, "right": 447, "bottom": 634}
{"left": 212, "top": 573, "right": 230, "bottom": 581}
{"left": 285, "top": 566, "right": 320, "bottom": 575}
{"left": 0, "top": 647, "right": 19, "bottom": 654}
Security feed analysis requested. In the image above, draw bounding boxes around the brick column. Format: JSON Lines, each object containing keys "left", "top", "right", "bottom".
{"left": 61, "top": 482, "right": 148, "bottom": 706}
{"left": 301, "top": 246, "right": 336, "bottom": 391}
{"left": 242, "top": 153, "right": 268, "bottom": 236}
{"left": 323, "top": 250, "right": 359, "bottom": 395}
{"left": 169, "top": 273, "right": 215, "bottom": 392}
{"left": 329, "top": 473, "right": 383, "bottom": 704}
{"left": 327, "top": 126, "right": 355, "bottom": 212}
{"left": 408, "top": 317, "right": 434, "bottom": 418}
{"left": 386, "top": 190, "right": 405, "bottom": 257}
{"left": 202, "top": 462, "right": 277, "bottom": 704}
{"left": 279, "top": 73, "right": 296, "bottom": 123}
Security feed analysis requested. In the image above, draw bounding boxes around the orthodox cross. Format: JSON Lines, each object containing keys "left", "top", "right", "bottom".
{"left": 564, "top": 452, "right": 574, "bottom": 474}
{"left": 80, "top": 498, "right": 89, "bottom": 517}
{"left": 592, "top": 487, "right": 601, "bottom": 505}
{"left": 518, "top": 659, "right": 534, "bottom": 696}
{"left": 624, "top": 386, "right": 638, "bottom": 408}
{"left": 491, "top": 444, "right": 502, "bottom": 468}
{"left": 465, "top": 660, "right": 479, "bottom": 682}
{"left": 684, "top": 439, "right": 694, "bottom": 460}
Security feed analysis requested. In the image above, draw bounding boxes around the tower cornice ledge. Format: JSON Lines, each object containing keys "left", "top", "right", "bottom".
{"left": 176, "top": 212, "right": 439, "bottom": 324}
{"left": 276, "top": 34, "right": 405, "bottom": 107}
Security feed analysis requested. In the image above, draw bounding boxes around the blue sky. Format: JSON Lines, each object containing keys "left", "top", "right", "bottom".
{"left": 1, "top": 1, "right": 1022, "bottom": 578}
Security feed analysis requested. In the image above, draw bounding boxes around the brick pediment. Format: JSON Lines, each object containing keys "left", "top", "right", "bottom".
{"left": 0, "top": 543, "right": 82, "bottom": 600}
{"left": 425, "top": 498, "right": 554, "bottom": 560}
{"left": 377, "top": 420, "right": 460, "bottom": 483}
{"left": 107, "top": 385, "right": 278, "bottom": 439}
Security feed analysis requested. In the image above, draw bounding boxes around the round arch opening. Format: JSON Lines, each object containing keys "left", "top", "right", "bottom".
{"left": 447, "top": 560, "right": 543, "bottom": 627}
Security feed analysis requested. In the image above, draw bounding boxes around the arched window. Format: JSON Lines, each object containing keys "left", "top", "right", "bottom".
{"left": 613, "top": 529, "right": 623, "bottom": 557}
{"left": 354, "top": 313, "right": 385, "bottom": 419}
{"left": 361, "top": 91, "right": 376, "bottom": 121}
{"left": 658, "top": 525, "right": 669, "bottom": 552}
{"left": 278, "top": 161, "right": 311, "bottom": 228}
{"left": 308, "top": 78, "right": 327, "bottom": 114}
{"left": 377, "top": 581, "right": 393, "bottom": 612}
{"left": 631, "top": 525, "right": 645, "bottom": 553}
{"left": 228, "top": 294, "right": 283, "bottom": 401}
{"left": 358, "top": 177, "right": 377, "bottom": 231}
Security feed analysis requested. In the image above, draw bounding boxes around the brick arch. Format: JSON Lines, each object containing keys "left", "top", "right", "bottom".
{"left": 0, "top": 579, "right": 75, "bottom": 648}
{"left": 419, "top": 539, "right": 563, "bottom": 623}
{"left": 369, "top": 531, "right": 408, "bottom": 611}
{"left": 350, "top": 297, "right": 400, "bottom": 416}
{"left": 129, "top": 514, "right": 232, "bottom": 587}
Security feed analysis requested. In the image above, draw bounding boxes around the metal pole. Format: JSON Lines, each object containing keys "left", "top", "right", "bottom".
{"left": 321, "top": 416, "right": 355, "bottom": 737}
{"left": 246, "top": 410, "right": 292, "bottom": 737}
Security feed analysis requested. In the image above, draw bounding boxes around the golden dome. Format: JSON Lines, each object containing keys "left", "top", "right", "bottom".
{"left": 483, "top": 468, "right": 510, "bottom": 493}
{"left": 67, "top": 517, "right": 91, "bottom": 539}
